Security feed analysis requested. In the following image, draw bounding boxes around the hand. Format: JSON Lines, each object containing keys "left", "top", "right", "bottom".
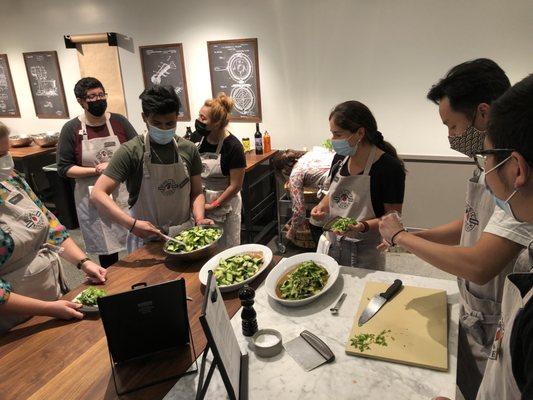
{"left": 311, "top": 205, "right": 328, "bottom": 221}
{"left": 377, "top": 238, "right": 391, "bottom": 252}
{"left": 196, "top": 218, "right": 214, "bottom": 225}
{"left": 379, "top": 212, "right": 405, "bottom": 245}
{"left": 132, "top": 219, "right": 164, "bottom": 240}
{"left": 45, "top": 300, "right": 84, "bottom": 320}
{"left": 204, "top": 203, "right": 216, "bottom": 212}
{"left": 81, "top": 260, "right": 107, "bottom": 283}
{"left": 95, "top": 162, "right": 109, "bottom": 175}
{"left": 432, "top": 397, "right": 451, "bottom": 400}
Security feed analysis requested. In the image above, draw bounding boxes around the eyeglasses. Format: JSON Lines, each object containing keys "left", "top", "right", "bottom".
{"left": 474, "top": 148, "right": 514, "bottom": 171}
{"left": 85, "top": 93, "right": 108, "bottom": 101}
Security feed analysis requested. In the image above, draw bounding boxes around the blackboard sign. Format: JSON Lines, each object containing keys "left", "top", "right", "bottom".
{"left": 207, "top": 38, "right": 262, "bottom": 122}
{"left": 139, "top": 43, "right": 191, "bottom": 121}
{"left": 0, "top": 54, "right": 20, "bottom": 118}
{"left": 23, "top": 51, "right": 69, "bottom": 119}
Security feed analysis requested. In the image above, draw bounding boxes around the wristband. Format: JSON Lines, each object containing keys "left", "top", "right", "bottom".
{"left": 390, "top": 229, "right": 407, "bottom": 246}
{"left": 360, "top": 221, "right": 370, "bottom": 233}
{"left": 76, "top": 257, "right": 90, "bottom": 270}
{"left": 129, "top": 219, "right": 137, "bottom": 233}
{"left": 210, "top": 199, "right": 220, "bottom": 208}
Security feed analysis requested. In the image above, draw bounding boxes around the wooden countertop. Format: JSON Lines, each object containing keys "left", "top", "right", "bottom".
{"left": 0, "top": 243, "right": 280, "bottom": 400}
{"left": 9, "top": 144, "right": 56, "bottom": 160}
{"left": 245, "top": 149, "right": 278, "bottom": 172}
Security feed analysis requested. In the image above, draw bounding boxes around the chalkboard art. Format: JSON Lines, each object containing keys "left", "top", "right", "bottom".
{"left": 23, "top": 51, "right": 69, "bottom": 119}
{"left": 0, "top": 54, "right": 20, "bottom": 117}
{"left": 139, "top": 43, "right": 191, "bottom": 121}
{"left": 207, "top": 38, "right": 262, "bottom": 122}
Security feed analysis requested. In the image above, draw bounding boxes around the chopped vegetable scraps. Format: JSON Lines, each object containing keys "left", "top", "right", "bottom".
{"left": 74, "top": 287, "right": 107, "bottom": 307}
{"left": 214, "top": 252, "right": 263, "bottom": 286}
{"left": 278, "top": 261, "right": 329, "bottom": 300}
{"left": 331, "top": 217, "right": 358, "bottom": 233}
{"left": 165, "top": 226, "right": 222, "bottom": 253}
{"left": 350, "top": 330, "right": 393, "bottom": 352}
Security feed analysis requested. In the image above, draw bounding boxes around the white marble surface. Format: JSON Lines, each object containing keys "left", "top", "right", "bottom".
{"left": 164, "top": 267, "right": 460, "bottom": 400}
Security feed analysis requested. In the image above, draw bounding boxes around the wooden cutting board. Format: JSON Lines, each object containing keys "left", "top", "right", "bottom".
{"left": 345, "top": 282, "right": 448, "bottom": 371}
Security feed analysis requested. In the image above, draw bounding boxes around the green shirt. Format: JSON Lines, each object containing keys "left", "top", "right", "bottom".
{"left": 104, "top": 135, "right": 203, "bottom": 207}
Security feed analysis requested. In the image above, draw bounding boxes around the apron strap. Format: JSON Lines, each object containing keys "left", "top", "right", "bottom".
{"left": 363, "top": 145, "right": 377, "bottom": 175}
{"left": 79, "top": 112, "right": 116, "bottom": 141}
{"left": 198, "top": 133, "right": 224, "bottom": 155}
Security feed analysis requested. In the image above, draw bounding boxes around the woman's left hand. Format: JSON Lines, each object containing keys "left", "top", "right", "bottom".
{"left": 81, "top": 260, "right": 107, "bottom": 284}
{"left": 379, "top": 212, "right": 405, "bottom": 244}
{"left": 196, "top": 218, "right": 214, "bottom": 225}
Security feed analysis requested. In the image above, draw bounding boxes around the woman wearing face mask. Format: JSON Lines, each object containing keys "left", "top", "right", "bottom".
{"left": 0, "top": 122, "right": 107, "bottom": 334}
{"left": 191, "top": 93, "right": 246, "bottom": 248}
{"left": 311, "top": 101, "right": 406, "bottom": 269}
{"left": 57, "top": 77, "right": 137, "bottom": 267}
{"left": 90, "top": 85, "right": 212, "bottom": 253}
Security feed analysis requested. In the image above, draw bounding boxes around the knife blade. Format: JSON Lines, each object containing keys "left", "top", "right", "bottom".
{"left": 358, "top": 279, "right": 403, "bottom": 326}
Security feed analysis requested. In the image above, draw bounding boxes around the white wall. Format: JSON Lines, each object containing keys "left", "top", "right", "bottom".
{"left": 0, "top": 0, "right": 532, "bottom": 157}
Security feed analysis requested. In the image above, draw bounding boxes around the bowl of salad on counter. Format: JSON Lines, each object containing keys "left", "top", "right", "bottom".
{"left": 73, "top": 286, "right": 107, "bottom": 315}
{"left": 265, "top": 252, "right": 339, "bottom": 307}
{"left": 163, "top": 224, "right": 223, "bottom": 261}
{"left": 199, "top": 244, "right": 273, "bottom": 292}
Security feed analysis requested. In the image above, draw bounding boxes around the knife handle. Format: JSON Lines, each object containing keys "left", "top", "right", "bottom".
{"left": 300, "top": 330, "right": 335, "bottom": 363}
{"left": 380, "top": 279, "right": 403, "bottom": 300}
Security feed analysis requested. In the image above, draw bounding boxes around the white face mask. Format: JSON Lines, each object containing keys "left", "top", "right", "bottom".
{"left": 0, "top": 153, "right": 14, "bottom": 180}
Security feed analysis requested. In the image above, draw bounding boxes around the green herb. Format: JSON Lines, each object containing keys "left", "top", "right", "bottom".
{"left": 75, "top": 287, "right": 107, "bottom": 307}
{"left": 322, "top": 139, "right": 333, "bottom": 151}
{"left": 165, "top": 226, "right": 222, "bottom": 253}
{"left": 331, "top": 217, "right": 358, "bottom": 233}
{"left": 350, "top": 329, "right": 392, "bottom": 352}
{"left": 214, "top": 253, "right": 263, "bottom": 286}
{"left": 278, "top": 261, "right": 329, "bottom": 300}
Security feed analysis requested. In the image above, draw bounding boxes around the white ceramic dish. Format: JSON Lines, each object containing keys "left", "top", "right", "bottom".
{"left": 199, "top": 244, "right": 273, "bottom": 292}
{"left": 265, "top": 252, "right": 339, "bottom": 307}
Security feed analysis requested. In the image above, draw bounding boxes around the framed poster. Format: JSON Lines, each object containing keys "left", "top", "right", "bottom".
{"left": 139, "top": 43, "right": 191, "bottom": 121}
{"left": 207, "top": 38, "right": 262, "bottom": 122}
{"left": 23, "top": 51, "right": 69, "bottom": 119}
{"left": 0, "top": 54, "right": 20, "bottom": 118}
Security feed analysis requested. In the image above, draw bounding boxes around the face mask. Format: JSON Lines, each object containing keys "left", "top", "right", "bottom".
{"left": 87, "top": 99, "right": 107, "bottom": 117}
{"left": 148, "top": 124, "right": 176, "bottom": 145}
{"left": 331, "top": 137, "right": 358, "bottom": 156}
{"left": 195, "top": 119, "right": 210, "bottom": 137}
{"left": 0, "top": 153, "right": 14, "bottom": 180}
{"left": 448, "top": 125, "right": 486, "bottom": 158}
{"left": 484, "top": 155, "right": 519, "bottom": 220}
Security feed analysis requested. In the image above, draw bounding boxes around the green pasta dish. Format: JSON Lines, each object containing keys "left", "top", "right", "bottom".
{"left": 330, "top": 217, "right": 358, "bottom": 233}
{"left": 214, "top": 252, "right": 264, "bottom": 286}
{"left": 165, "top": 226, "right": 222, "bottom": 253}
{"left": 277, "top": 261, "right": 329, "bottom": 300}
{"left": 74, "top": 287, "right": 107, "bottom": 307}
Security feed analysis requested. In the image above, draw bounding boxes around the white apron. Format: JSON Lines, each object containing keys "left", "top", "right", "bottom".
{"left": 74, "top": 113, "right": 128, "bottom": 255}
{"left": 0, "top": 180, "right": 67, "bottom": 334}
{"left": 456, "top": 170, "right": 516, "bottom": 400}
{"left": 198, "top": 135, "right": 242, "bottom": 248}
{"left": 126, "top": 133, "right": 193, "bottom": 253}
{"left": 316, "top": 146, "right": 385, "bottom": 269}
{"left": 476, "top": 241, "right": 533, "bottom": 400}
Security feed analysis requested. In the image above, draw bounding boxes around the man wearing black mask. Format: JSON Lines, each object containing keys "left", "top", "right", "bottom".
{"left": 57, "top": 77, "right": 137, "bottom": 268}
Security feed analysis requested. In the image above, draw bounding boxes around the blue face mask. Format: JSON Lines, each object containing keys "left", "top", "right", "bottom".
{"left": 148, "top": 124, "right": 176, "bottom": 145}
{"left": 484, "top": 155, "right": 519, "bottom": 220}
{"left": 331, "top": 137, "right": 358, "bottom": 156}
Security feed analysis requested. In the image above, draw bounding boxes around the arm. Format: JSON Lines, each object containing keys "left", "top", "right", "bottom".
{"left": 65, "top": 165, "right": 99, "bottom": 179}
{"left": 288, "top": 167, "right": 307, "bottom": 232}
{"left": 0, "top": 291, "right": 83, "bottom": 320}
{"left": 59, "top": 237, "right": 106, "bottom": 283}
{"left": 190, "top": 174, "right": 211, "bottom": 224}
{"left": 311, "top": 195, "right": 330, "bottom": 220}
{"left": 205, "top": 167, "right": 245, "bottom": 209}
{"left": 412, "top": 218, "right": 464, "bottom": 246}
{"left": 354, "top": 203, "right": 403, "bottom": 233}
{"left": 57, "top": 122, "right": 98, "bottom": 179}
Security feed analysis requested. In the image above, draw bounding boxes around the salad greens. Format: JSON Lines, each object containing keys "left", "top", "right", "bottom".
{"left": 165, "top": 226, "right": 222, "bottom": 253}
{"left": 278, "top": 261, "right": 329, "bottom": 300}
{"left": 331, "top": 217, "right": 358, "bottom": 233}
{"left": 350, "top": 330, "right": 393, "bottom": 352}
{"left": 75, "top": 287, "right": 107, "bottom": 307}
{"left": 214, "top": 252, "right": 263, "bottom": 286}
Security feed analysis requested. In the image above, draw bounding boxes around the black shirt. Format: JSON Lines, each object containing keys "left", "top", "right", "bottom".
{"left": 191, "top": 133, "right": 246, "bottom": 176}
{"left": 329, "top": 152, "right": 405, "bottom": 218}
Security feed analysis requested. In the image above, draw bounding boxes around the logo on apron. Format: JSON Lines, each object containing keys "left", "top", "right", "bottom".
{"left": 202, "top": 163, "right": 208, "bottom": 174}
{"left": 157, "top": 179, "right": 178, "bottom": 196}
{"left": 95, "top": 148, "right": 114, "bottom": 164}
{"left": 23, "top": 210, "right": 45, "bottom": 230}
{"left": 333, "top": 189, "right": 354, "bottom": 209}
{"left": 464, "top": 204, "right": 480, "bottom": 232}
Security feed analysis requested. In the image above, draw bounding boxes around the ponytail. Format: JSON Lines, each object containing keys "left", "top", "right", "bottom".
{"left": 372, "top": 131, "right": 405, "bottom": 171}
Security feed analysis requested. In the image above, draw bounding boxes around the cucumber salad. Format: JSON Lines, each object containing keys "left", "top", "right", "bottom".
{"left": 214, "top": 252, "right": 264, "bottom": 286}
{"left": 277, "top": 261, "right": 329, "bottom": 300}
{"left": 165, "top": 226, "right": 222, "bottom": 253}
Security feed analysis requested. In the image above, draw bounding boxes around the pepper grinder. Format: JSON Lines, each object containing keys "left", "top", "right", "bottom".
{"left": 239, "top": 285, "right": 258, "bottom": 336}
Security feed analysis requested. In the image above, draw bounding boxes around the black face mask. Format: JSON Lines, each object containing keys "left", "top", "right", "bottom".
{"left": 195, "top": 119, "right": 210, "bottom": 137}
{"left": 87, "top": 99, "right": 107, "bottom": 117}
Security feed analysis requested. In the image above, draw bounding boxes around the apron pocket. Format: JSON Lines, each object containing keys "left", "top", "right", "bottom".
{"left": 459, "top": 287, "right": 501, "bottom": 347}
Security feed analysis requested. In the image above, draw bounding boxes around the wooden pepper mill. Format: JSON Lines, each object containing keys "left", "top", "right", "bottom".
{"left": 239, "top": 285, "right": 258, "bottom": 336}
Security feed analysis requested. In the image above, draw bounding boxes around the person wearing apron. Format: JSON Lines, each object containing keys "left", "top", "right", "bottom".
{"left": 89, "top": 85, "right": 212, "bottom": 253}
{"left": 0, "top": 122, "right": 107, "bottom": 334}
{"left": 380, "top": 60, "right": 530, "bottom": 400}
{"left": 192, "top": 93, "right": 246, "bottom": 248}
{"left": 312, "top": 100, "right": 406, "bottom": 269}
{"left": 57, "top": 77, "right": 137, "bottom": 267}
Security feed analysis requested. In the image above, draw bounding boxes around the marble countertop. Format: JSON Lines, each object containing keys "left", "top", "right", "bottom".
{"left": 165, "top": 267, "right": 460, "bottom": 400}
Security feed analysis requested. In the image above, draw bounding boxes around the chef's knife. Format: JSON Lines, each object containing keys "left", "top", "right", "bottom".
{"left": 358, "top": 279, "right": 403, "bottom": 326}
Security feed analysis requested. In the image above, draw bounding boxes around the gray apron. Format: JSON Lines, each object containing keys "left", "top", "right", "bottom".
{"left": 0, "top": 181, "right": 67, "bottom": 334}
{"left": 74, "top": 113, "right": 128, "bottom": 255}
{"left": 316, "top": 146, "right": 385, "bottom": 269}
{"left": 126, "top": 132, "right": 193, "bottom": 253}
{"left": 457, "top": 170, "right": 516, "bottom": 400}
{"left": 198, "top": 135, "right": 242, "bottom": 248}
{"left": 476, "top": 241, "right": 533, "bottom": 400}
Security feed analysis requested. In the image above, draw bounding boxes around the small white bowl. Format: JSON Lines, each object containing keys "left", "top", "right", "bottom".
{"left": 199, "top": 244, "right": 273, "bottom": 292}
{"left": 265, "top": 252, "right": 339, "bottom": 307}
